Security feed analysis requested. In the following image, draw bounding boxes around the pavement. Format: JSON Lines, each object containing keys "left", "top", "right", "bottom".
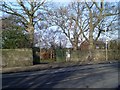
{"left": 1, "top": 60, "right": 119, "bottom": 74}
{"left": 2, "top": 62, "right": 120, "bottom": 89}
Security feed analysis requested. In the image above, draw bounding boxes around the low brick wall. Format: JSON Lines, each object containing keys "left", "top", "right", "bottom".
{"left": 2, "top": 49, "right": 33, "bottom": 68}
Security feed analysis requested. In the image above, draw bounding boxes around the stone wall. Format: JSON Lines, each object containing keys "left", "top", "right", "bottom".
{"left": 70, "top": 50, "right": 120, "bottom": 62}
{"left": 1, "top": 49, "right": 33, "bottom": 68}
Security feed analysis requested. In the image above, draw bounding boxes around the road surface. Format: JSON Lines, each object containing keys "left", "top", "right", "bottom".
{"left": 2, "top": 62, "right": 120, "bottom": 89}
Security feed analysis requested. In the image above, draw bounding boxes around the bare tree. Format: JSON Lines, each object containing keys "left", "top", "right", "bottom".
{"left": 47, "top": 1, "right": 119, "bottom": 60}
{"left": 47, "top": 2, "right": 85, "bottom": 50}
{"left": 1, "top": 0, "right": 46, "bottom": 47}
{"left": 84, "top": 0, "right": 119, "bottom": 60}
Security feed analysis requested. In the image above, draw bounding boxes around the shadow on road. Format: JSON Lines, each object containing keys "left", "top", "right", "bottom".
{"left": 2, "top": 62, "right": 119, "bottom": 89}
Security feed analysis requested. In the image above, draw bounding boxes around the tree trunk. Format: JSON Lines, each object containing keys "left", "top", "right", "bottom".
{"left": 27, "top": 24, "right": 41, "bottom": 64}
{"left": 72, "top": 35, "right": 79, "bottom": 51}
{"left": 73, "top": 45, "right": 78, "bottom": 51}
{"left": 26, "top": 24, "right": 34, "bottom": 48}
{"left": 88, "top": 11, "right": 94, "bottom": 61}
{"left": 73, "top": 41, "right": 78, "bottom": 51}
{"left": 88, "top": 33, "right": 94, "bottom": 61}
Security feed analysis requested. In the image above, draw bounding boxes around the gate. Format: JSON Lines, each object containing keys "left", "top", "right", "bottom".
{"left": 55, "top": 48, "right": 66, "bottom": 62}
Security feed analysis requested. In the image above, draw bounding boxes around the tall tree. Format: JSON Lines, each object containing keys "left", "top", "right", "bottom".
{"left": 47, "top": 1, "right": 118, "bottom": 60}
{"left": 1, "top": 0, "right": 46, "bottom": 47}
{"left": 47, "top": 2, "right": 85, "bottom": 50}
{"left": 84, "top": 0, "right": 118, "bottom": 60}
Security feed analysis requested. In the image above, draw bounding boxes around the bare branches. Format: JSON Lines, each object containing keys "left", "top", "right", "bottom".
{"left": 34, "top": 0, "right": 46, "bottom": 12}
{"left": 1, "top": 0, "right": 46, "bottom": 47}
{"left": 17, "top": 0, "right": 30, "bottom": 15}
{"left": 1, "top": 2, "right": 28, "bottom": 23}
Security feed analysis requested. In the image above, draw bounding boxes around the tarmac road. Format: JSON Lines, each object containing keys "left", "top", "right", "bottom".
{"left": 2, "top": 62, "right": 120, "bottom": 89}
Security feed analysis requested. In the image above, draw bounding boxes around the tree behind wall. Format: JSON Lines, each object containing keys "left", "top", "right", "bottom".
{"left": 47, "top": 1, "right": 118, "bottom": 61}
{"left": 86, "top": 1, "right": 118, "bottom": 60}
{"left": 47, "top": 2, "right": 85, "bottom": 50}
{"left": 1, "top": 0, "right": 47, "bottom": 64}
{"left": 2, "top": 15, "right": 31, "bottom": 49}
{"left": 1, "top": 0, "right": 46, "bottom": 48}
